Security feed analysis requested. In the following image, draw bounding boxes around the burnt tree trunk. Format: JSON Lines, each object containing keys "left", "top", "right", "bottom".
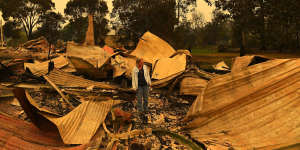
{"left": 297, "top": 32, "right": 300, "bottom": 49}
{"left": 240, "top": 31, "right": 246, "bottom": 56}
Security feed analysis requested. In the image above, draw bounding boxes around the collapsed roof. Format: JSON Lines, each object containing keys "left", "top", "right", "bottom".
{"left": 185, "top": 58, "right": 300, "bottom": 149}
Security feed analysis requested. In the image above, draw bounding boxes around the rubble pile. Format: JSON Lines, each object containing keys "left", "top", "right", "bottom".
{"left": 0, "top": 28, "right": 214, "bottom": 149}
{"left": 22, "top": 36, "right": 50, "bottom": 52}
{"left": 0, "top": 16, "right": 299, "bottom": 150}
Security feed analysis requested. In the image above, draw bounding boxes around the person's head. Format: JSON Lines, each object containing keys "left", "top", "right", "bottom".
{"left": 136, "top": 58, "right": 144, "bottom": 69}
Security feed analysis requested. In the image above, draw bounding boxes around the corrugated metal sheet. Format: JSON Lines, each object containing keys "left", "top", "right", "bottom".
{"left": 152, "top": 71, "right": 184, "bottom": 88}
{"left": 44, "top": 99, "right": 120, "bottom": 144}
{"left": 186, "top": 59, "right": 300, "bottom": 149}
{"left": 152, "top": 54, "right": 186, "bottom": 80}
{"left": 180, "top": 77, "right": 208, "bottom": 96}
{"left": 111, "top": 55, "right": 138, "bottom": 78}
{"left": 171, "top": 50, "right": 192, "bottom": 58}
{"left": 111, "top": 55, "right": 127, "bottom": 78}
{"left": 130, "top": 32, "right": 176, "bottom": 65}
{"left": 67, "top": 42, "right": 111, "bottom": 69}
{"left": 0, "top": 114, "right": 87, "bottom": 150}
{"left": 231, "top": 55, "right": 270, "bottom": 73}
{"left": 231, "top": 55, "right": 255, "bottom": 73}
{"left": 24, "top": 56, "right": 69, "bottom": 77}
{"left": 14, "top": 88, "right": 121, "bottom": 145}
{"left": 68, "top": 56, "right": 113, "bottom": 79}
{"left": 46, "top": 69, "right": 118, "bottom": 90}
{"left": 213, "top": 61, "right": 230, "bottom": 71}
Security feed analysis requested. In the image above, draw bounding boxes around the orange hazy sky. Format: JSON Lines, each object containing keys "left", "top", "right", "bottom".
{"left": 53, "top": 0, "right": 215, "bottom": 22}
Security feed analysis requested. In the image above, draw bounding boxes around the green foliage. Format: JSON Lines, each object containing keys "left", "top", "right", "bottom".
{"left": 3, "top": 21, "right": 22, "bottom": 39}
{"left": 202, "top": 11, "right": 231, "bottom": 46}
{"left": 61, "top": 17, "right": 88, "bottom": 43}
{"left": 6, "top": 31, "right": 27, "bottom": 48}
{"left": 111, "top": 0, "right": 211, "bottom": 48}
{"left": 188, "top": 10, "right": 232, "bottom": 50}
{"left": 112, "top": 0, "right": 177, "bottom": 45}
{"left": 173, "top": 22, "right": 194, "bottom": 49}
{"left": 64, "top": 0, "right": 109, "bottom": 45}
{"left": 214, "top": 0, "right": 300, "bottom": 53}
{"left": 192, "top": 46, "right": 219, "bottom": 54}
{"left": 65, "top": 0, "right": 108, "bottom": 19}
{"left": 0, "top": 0, "right": 55, "bottom": 40}
{"left": 3, "top": 21, "right": 27, "bottom": 47}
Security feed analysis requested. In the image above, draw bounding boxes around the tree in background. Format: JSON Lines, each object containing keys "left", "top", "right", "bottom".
{"left": 201, "top": 10, "right": 231, "bottom": 47}
{"left": 190, "top": 12, "right": 205, "bottom": 30}
{"left": 176, "top": 0, "right": 211, "bottom": 23}
{"left": 111, "top": 0, "right": 177, "bottom": 46}
{"left": 34, "top": 11, "right": 65, "bottom": 46}
{"left": 172, "top": 12, "right": 205, "bottom": 50}
{"left": 111, "top": 0, "right": 211, "bottom": 49}
{"left": 64, "top": 0, "right": 109, "bottom": 45}
{"left": 187, "top": 12, "right": 205, "bottom": 48}
{"left": 3, "top": 21, "right": 27, "bottom": 47}
{"left": 60, "top": 18, "right": 88, "bottom": 43}
{"left": 215, "top": 0, "right": 256, "bottom": 56}
{"left": 264, "top": 0, "right": 300, "bottom": 52}
{"left": 0, "top": 0, "right": 55, "bottom": 40}
{"left": 214, "top": 0, "right": 300, "bottom": 53}
{"left": 3, "top": 21, "right": 22, "bottom": 40}
{"left": 173, "top": 21, "right": 193, "bottom": 49}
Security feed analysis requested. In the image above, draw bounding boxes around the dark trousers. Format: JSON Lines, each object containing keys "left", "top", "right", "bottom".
{"left": 136, "top": 85, "right": 149, "bottom": 112}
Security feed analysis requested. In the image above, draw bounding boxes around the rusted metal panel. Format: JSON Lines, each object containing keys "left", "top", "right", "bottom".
{"left": 213, "top": 61, "right": 230, "bottom": 71}
{"left": 231, "top": 55, "right": 270, "bottom": 73}
{"left": 151, "top": 71, "right": 184, "bottom": 88}
{"left": 68, "top": 56, "right": 113, "bottom": 80}
{"left": 130, "top": 32, "right": 176, "bottom": 65}
{"left": 67, "top": 42, "right": 111, "bottom": 69}
{"left": 171, "top": 49, "right": 192, "bottom": 58}
{"left": 0, "top": 114, "right": 87, "bottom": 150}
{"left": 180, "top": 77, "right": 208, "bottom": 96}
{"left": 46, "top": 69, "right": 118, "bottom": 90}
{"left": 24, "top": 56, "right": 69, "bottom": 77}
{"left": 44, "top": 99, "right": 120, "bottom": 144}
{"left": 110, "top": 54, "right": 138, "bottom": 78}
{"left": 13, "top": 88, "right": 121, "bottom": 145}
{"left": 185, "top": 59, "right": 300, "bottom": 149}
{"left": 152, "top": 54, "right": 186, "bottom": 80}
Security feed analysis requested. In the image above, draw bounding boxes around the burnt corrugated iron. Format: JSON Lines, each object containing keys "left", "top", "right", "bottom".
{"left": 0, "top": 114, "right": 86, "bottom": 150}
{"left": 186, "top": 59, "right": 300, "bottom": 149}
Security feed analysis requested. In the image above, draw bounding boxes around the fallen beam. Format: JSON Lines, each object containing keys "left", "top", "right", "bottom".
{"left": 43, "top": 75, "right": 74, "bottom": 109}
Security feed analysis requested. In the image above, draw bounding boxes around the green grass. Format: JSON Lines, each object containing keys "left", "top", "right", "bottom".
{"left": 191, "top": 46, "right": 238, "bottom": 69}
{"left": 191, "top": 46, "right": 219, "bottom": 55}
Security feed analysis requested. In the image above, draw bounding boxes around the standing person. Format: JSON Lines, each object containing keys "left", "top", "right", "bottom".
{"left": 132, "top": 58, "right": 151, "bottom": 113}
